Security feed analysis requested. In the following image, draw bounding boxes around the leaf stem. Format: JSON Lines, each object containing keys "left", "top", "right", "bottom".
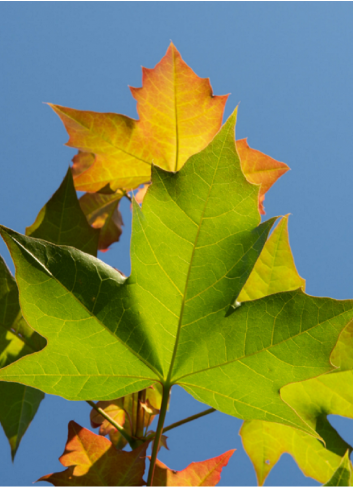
{"left": 86, "top": 400, "right": 136, "bottom": 448}
{"left": 163, "top": 407, "right": 215, "bottom": 434}
{"left": 147, "top": 384, "right": 171, "bottom": 486}
{"left": 122, "top": 191, "right": 132, "bottom": 202}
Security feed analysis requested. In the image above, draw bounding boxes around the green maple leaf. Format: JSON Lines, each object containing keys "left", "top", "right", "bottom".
{"left": 0, "top": 110, "right": 352, "bottom": 436}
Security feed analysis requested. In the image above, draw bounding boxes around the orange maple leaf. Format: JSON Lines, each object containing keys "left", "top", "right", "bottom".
{"left": 38, "top": 421, "right": 146, "bottom": 486}
{"left": 49, "top": 43, "right": 228, "bottom": 192}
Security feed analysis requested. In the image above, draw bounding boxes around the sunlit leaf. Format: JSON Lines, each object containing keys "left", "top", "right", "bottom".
{"left": 1, "top": 111, "right": 353, "bottom": 437}
{"left": 38, "top": 421, "right": 146, "bottom": 486}
{"left": 49, "top": 43, "right": 228, "bottom": 192}
{"left": 241, "top": 419, "right": 351, "bottom": 486}
{"left": 241, "top": 319, "right": 353, "bottom": 485}
{"left": 238, "top": 215, "right": 305, "bottom": 302}
{"left": 151, "top": 449, "right": 235, "bottom": 486}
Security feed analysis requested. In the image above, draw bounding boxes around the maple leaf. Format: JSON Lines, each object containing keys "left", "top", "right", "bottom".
{"left": 38, "top": 421, "right": 146, "bottom": 486}
{"left": 150, "top": 450, "right": 235, "bottom": 486}
{"left": 1, "top": 111, "right": 353, "bottom": 437}
{"left": 241, "top": 418, "right": 352, "bottom": 486}
{"left": 0, "top": 255, "right": 45, "bottom": 459}
{"left": 49, "top": 43, "right": 228, "bottom": 193}
{"left": 238, "top": 215, "right": 353, "bottom": 485}
{"left": 240, "top": 317, "right": 353, "bottom": 485}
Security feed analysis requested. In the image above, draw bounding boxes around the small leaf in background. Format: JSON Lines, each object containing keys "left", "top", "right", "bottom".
{"left": 0, "top": 255, "right": 45, "bottom": 459}
{"left": 236, "top": 138, "right": 289, "bottom": 214}
{"left": 49, "top": 43, "right": 228, "bottom": 192}
{"left": 151, "top": 449, "right": 235, "bottom": 486}
{"left": 26, "top": 168, "right": 99, "bottom": 256}
{"left": 38, "top": 421, "right": 147, "bottom": 486}
{"left": 238, "top": 215, "right": 305, "bottom": 302}
{"left": 324, "top": 451, "right": 353, "bottom": 486}
{"left": 79, "top": 190, "right": 124, "bottom": 251}
{"left": 90, "top": 385, "right": 162, "bottom": 450}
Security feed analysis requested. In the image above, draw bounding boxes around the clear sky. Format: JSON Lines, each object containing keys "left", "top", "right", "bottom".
{"left": 1, "top": 2, "right": 353, "bottom": 486}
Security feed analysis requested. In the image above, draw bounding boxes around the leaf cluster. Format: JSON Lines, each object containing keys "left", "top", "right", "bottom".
{"left": 1, "top": 44, "right": 353, "bottom": 486}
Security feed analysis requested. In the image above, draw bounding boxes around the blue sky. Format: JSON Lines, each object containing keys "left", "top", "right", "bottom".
{"left": 1, "top": 2, "right": 353, "bottom": 486}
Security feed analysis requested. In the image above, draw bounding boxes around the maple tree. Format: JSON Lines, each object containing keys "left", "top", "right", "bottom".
{"left": 1, "top": 43, "right": 353, "bottom": 486}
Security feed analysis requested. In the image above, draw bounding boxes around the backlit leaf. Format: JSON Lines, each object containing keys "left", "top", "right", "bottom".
{"left": 26, "top": 168, "right": 99, "bottom": 256}
{"left": 241, "top": 419, "right": 351, "bottom": 485}
{"left": 236, "top": 138, "right": 289, "bottom": 214}
{"left": 151, "top": 449, "right": 235, "bottom": 486}
{"left": 49, "top": 43, "right": 228, "bottom": 192}
{"left": 38, "top": 421, "right": 146, "bottom": 486}
{"left": 1, "top": 112, "right": 353, "bottom": 436}
{"left": 238, "top": 215, "right": 305, "bottom": 302}
{"left": 0, "top": 255, "right": 45, "bottom": 459}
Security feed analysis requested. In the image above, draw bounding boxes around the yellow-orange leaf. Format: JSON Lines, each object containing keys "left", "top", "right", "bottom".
{"left": 151, "top": 450, "right": 235, "bottom": 486}
{"left": 237, "top": 138, "right": 289, "bottom": 214}
{"left": 49, "top": 43, "right": 228, "bottom": 192}
{"left": 38, "top": 421, "right": 146, "bottom": 486}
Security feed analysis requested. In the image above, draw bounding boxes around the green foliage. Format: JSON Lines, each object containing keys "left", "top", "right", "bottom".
{"left": 1, "top": 44, "right": 353, "bottom": 486}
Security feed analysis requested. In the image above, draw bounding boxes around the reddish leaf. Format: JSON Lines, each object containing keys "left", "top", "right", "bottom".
{"left": 236, "top": 138, "right": 289, "bottom": 214}
{"left": 49, "top": 43, "right": 228, "bottom": 192}
{"left": 151, "top": 449, "right": 235, "bottom": 486}
{"left": 38, "top": 421, "right": 146, "bottom": 486}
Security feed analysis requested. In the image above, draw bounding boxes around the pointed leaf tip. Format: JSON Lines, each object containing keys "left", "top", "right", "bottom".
{"left": 151, "top": 449, "right": 235, "bottom": 486}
